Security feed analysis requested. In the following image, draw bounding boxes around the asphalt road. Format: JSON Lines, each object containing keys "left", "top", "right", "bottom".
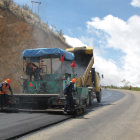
{"left": 19, "top": 89, "right": 140, "bottom": 140}
{"left": 0, "top": 112, "right": 70, "bottom": 140}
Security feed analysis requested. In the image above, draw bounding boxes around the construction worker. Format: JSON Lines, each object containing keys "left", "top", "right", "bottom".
{"left": 0, "top": 78, "right": 13, "bottom": 110}
{"left": 26, "top": 62, "right": 38, "bottom": 80}
{"left": 129, "top": 85, "right": 132, "bottom": 90}
{"left": 64, "top": 78, "right": 76, "bottom": 113}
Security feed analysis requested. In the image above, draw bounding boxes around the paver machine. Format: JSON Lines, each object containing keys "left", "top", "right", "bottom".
{"left": 9, "top": 47, "right": 101, "bottom": 115}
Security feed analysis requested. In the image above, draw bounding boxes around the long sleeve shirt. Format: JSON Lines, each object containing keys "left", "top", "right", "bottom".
{"left": 64, "top": 82, "right": 74, "bottom": 96}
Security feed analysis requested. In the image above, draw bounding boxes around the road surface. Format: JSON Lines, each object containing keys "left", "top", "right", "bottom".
{"left": 19, "top": 89, "right": 140, "bottom": 140}
{"left": 0, "top": 112, "right": 70, "bottom": 140}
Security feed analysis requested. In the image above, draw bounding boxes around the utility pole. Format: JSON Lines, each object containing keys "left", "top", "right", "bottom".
{"left": 31, "top": 0, "right": 41, "bottom": 15}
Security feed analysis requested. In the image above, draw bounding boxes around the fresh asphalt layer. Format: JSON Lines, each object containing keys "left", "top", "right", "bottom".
{"left": 0, "top": 112, "right": 70, "bottom": 140}
{"left": 0, "top": 89, "right": 124, "bottom": 140}
{"left": 20, "top": 89, "right": 140, "bottom": 140}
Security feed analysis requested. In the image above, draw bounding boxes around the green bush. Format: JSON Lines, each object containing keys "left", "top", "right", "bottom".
{"left": 102, "top": 85, "right": 140, "bottom": 91}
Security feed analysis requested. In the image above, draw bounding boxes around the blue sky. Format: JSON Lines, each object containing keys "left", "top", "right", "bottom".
{"left": 13, "top": 0, "right": 139, "bottom": 35}
{"left": 13, "top": 0, "right": 140, "bottom": 87}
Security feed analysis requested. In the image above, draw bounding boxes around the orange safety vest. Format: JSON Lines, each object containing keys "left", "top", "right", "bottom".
{"left": 1, "top": 82, "right": 9, "bottom": 94}
{"left": 29, "top": 63, "right": 34, "bottom": 70}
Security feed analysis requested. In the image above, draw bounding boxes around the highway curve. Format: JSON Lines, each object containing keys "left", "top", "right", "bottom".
{"left": 0, "top": 89, "right": 127, "bottom": 140}
{"left": 19, "top": 89, "right": 140, "bottom": 140}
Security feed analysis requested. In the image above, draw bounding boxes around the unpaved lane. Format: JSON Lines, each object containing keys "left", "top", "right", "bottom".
{"left": 20, "top": 89, "right": 140, "bottom": 140}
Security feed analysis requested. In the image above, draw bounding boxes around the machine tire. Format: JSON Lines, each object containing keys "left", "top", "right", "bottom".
{"left": 82, "top": 106, "right": 86, "bottom": 114}
{"left": 89, "top": 92, "right": 93, "bottom": 105}
{"left": 86, "top": 94, "right": 90, "bottom": 106}
{"left": 87, "top": 92, "right": 93, "bottom": 106}
{"left": 96, "top": 90, "right": 102, "bottom": 103}
{"left": 75, "top": 108, "right": 80, "bottom": 116}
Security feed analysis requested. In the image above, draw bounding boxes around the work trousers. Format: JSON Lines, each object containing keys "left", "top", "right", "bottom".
{"left": 29, "top": 73, "right": 35, "bottom": 81}
{"left": 64, "top": 95, "right": 74, "bottom": 112}
{"left": 0, "top": 94, "right": 9, "bottom": 110}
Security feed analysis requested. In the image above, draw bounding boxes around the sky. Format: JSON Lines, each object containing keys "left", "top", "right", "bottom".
{"left": 13, "top": 0, "right": 140, "bottom": 87}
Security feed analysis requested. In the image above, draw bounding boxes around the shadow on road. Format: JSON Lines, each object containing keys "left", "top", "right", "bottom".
{"left": 74, "top": 102, "right": 117, "bottom": 119}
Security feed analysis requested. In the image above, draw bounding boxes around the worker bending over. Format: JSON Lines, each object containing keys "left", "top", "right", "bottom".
{"left": 0, "top": 78, "right": 13, "bottom": 110}
{"left": 64, "top": 78, "right": 76, "bottom": 112}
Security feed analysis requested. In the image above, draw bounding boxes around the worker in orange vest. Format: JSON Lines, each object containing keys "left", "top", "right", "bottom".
{"left": 26, "top": 62, "right": 38, "bottom": 80}
{"left": 0, "top": 78, "right": 13, "bottom": 110}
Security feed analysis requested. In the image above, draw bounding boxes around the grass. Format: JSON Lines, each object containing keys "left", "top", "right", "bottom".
{"left": 102, "top": 85, "right": 140, "bottom": 91}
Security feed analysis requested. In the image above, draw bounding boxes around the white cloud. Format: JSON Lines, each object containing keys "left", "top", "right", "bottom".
{"left": 64, "top": 34, "right": 124, "bottom": 86}
{"left": 94, "top": 53, "right": 123, "bottom": 86}
{"left": 131, "top": 0, "right": 140, "bottom": 8}
{"left": 87, "top": 15, "right": 140, "bottom": 86}
{"left": 65, "top": 14, "right": 140, "bottom": 87}
{"left": 80, "top": 36, "right": 94, "bottom": 47}
{"left": 64, "top": 35, "right": 87, "bottom": 47}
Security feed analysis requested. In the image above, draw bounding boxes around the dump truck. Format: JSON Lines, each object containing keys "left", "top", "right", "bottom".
{"left": 8, "top": 47, "right": 101, "bottom": 115}
{"left": 66, "top": 47, "right": 102, "bottom": 105}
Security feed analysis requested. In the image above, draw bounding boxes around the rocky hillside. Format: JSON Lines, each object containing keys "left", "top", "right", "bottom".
{"left": 0, "top": 0, "right": 71, "bottom": 92}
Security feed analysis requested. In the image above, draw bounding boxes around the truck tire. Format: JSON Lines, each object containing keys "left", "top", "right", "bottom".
{"left": 96, "top": 91, "right": 102, "bottom": 103}
{"left": 89, "top": 92, "right": 93, "bottom": 105}
{"left": 86, "top": 92, "right": 93, "bottom": 106}
{"left": 86, "top": 94, "right": 90, "bottom": 106}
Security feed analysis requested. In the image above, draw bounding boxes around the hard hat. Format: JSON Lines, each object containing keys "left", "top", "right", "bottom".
{"left": 72, "top": 78, "right": 76, "bottom": 84}
{"left": 6, "top": 78, "right": 11, "bottom": 84}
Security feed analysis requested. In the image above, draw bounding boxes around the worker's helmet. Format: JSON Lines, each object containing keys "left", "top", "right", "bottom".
{"left": 6, "top": 78, "right": 11, "bottom": 84}
{"left": 71, "top": 78, "right": 76, "bottom": 84}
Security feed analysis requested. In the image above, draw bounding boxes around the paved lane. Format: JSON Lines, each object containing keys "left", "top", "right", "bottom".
{"left": 20, "top": 89, "right": 140, "bottom": 140}
{"left": 0, "top": 112, "right": 70, "bottom": 140}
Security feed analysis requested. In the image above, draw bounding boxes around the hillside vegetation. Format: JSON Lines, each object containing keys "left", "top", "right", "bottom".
{"left": 0, "top": 0, "right": 71, "bottom": 92}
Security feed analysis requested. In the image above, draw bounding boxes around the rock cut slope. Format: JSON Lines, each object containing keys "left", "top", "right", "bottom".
{"left": 0, "top": 0, "right": 71, "bottom": 92}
